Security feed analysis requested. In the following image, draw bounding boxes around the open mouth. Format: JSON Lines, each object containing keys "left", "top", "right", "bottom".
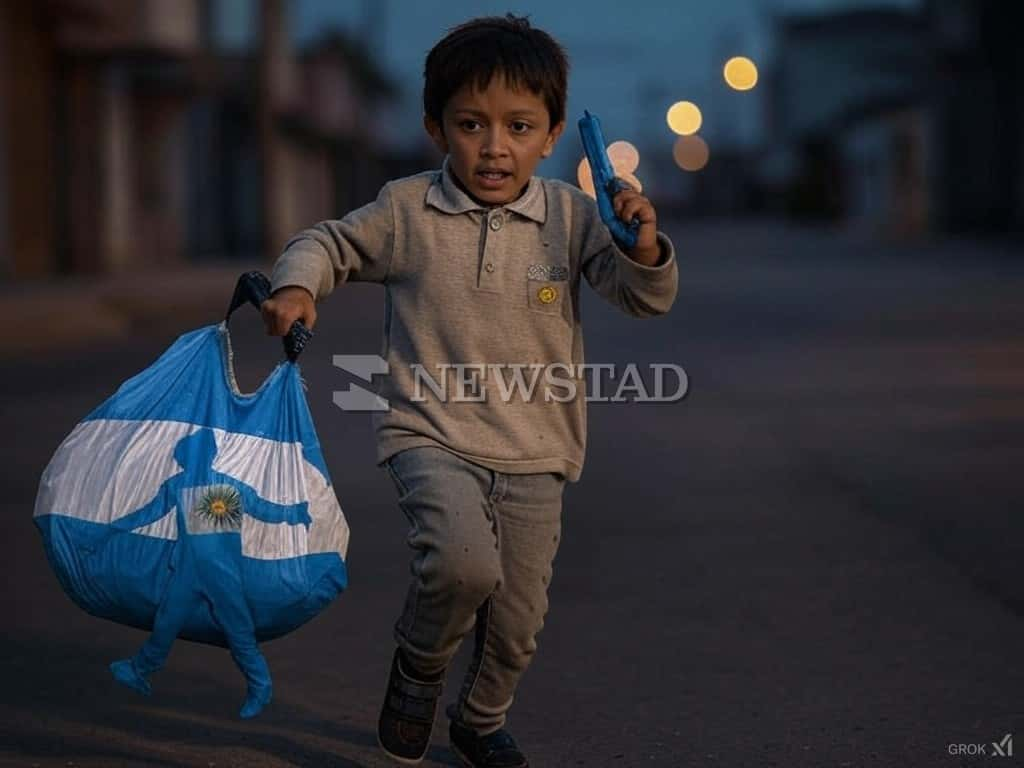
{"left": 477, "top": 170, "right": 511, "bottom": 181}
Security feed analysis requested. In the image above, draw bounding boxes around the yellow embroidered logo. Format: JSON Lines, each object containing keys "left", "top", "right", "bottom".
{"left": 537, "top": 286, "right": 558, "bottom": 304}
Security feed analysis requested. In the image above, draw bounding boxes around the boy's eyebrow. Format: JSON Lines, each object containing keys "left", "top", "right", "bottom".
{"left": 452, "top": 108, "right": 543, "bottom": 118}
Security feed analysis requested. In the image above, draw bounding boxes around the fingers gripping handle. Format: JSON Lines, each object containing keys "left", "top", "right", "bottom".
{"left": 226, "top": 271, "right": 312, "bottom": 363}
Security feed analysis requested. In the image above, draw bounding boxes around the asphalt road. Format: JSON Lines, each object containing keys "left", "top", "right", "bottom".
{"left": 2, "top": 220, "right": 1022, "bottom": 767}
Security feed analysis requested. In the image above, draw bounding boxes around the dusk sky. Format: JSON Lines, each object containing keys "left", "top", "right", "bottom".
{"left": 282, "top": 0, "right": 921, "bottom": 180}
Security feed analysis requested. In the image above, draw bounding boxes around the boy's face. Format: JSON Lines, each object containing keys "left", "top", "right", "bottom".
{"left": 425, "top": 75, "right": 565, "bottom": 206}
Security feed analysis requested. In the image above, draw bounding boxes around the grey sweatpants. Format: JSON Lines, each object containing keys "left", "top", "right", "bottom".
{"left": 384, "top": 446, "right": 565, "bottom": 735}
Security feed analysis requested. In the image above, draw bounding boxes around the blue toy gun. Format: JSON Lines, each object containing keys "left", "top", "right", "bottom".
{"left": 578, "top": 110, "right": 640, "bottom": 250}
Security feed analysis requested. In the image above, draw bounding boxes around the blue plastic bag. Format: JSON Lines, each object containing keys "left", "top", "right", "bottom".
{"left": 33, "top": 272, "right": 348, "bottom": 717}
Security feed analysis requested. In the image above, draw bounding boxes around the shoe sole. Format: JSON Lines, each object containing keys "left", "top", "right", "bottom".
{"left": 377, "top": 729, "right": 429, "bottom": 766}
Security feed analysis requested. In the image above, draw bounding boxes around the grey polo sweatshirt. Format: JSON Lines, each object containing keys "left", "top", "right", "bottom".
{"left": 270, "top": 159, "right": 678, "bottom": 482}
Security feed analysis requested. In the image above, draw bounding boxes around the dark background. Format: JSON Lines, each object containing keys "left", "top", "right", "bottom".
{"left": 1, "top": 1, "right": 1021, "bottom": 766}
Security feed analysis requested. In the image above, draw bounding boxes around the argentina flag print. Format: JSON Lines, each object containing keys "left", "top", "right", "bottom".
{"left": 33, "top": 321, "right": 349, "bottom": 648}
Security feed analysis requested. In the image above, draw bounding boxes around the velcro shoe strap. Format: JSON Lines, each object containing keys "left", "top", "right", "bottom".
{"left": 388, "top": 690, "right": 437, "bottom": 721}
{"left": 393, "top": 676, "right": 443, "bottom": 700}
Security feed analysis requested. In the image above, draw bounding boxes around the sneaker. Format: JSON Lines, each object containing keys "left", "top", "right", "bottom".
{"left": 377, "top": 648, "right": 444, "bottom": 765}
{"left": 449, "top": 720, "right": 529, "bottom": 768}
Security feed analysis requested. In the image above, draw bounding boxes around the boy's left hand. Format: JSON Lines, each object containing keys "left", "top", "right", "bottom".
{"left": 612, "top": 185, "right": 661, "bottom": 266}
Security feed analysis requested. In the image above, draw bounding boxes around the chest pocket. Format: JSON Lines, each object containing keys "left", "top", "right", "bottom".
{"left": 526, "top": 263, "right": 569, "bottom": 316}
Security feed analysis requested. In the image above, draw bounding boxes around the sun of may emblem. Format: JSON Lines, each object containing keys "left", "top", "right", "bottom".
{"left": 195, "top": 485, "right": 243, "bottom": 528}
{"left": 537, "top": 285, "right": 558, "bottom": 304}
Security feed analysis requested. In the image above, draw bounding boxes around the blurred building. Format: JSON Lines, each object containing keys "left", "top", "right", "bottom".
{"left": 0, "top": 0, "right": 408, "bottom": 281}
{"left": 926, "top": 0, "right": 1023, "bottom": 234}
{"left": 758, "top": 8, "right": 928, "bottom": 233}
{"left": 759, "top": 2, "right": 1024, "bottom": 237}
{"left": 688, "top": 148, "right": 760, "bottom": 217}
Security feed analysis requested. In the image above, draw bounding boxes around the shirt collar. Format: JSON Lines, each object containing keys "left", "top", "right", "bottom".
{"left": 425, "top": 156, "right": 547, "bottom": 224}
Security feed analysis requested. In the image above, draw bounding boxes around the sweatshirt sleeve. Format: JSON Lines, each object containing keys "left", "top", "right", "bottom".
{"left": 578, "top": 194, "right": 679, "bottom": 318}
{"left": 270, "top": 182, "right": 396, "bottom": 300}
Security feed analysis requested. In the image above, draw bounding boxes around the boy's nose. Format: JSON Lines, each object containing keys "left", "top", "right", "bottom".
{"left": 481, "top": 128, "right": 510, "bottom": 157}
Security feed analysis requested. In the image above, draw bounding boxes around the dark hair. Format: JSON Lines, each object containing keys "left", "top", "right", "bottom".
{"left": 423, "top": 14, "right": 569, "bottom": 129}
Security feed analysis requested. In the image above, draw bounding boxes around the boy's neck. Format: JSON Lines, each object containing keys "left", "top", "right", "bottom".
{"left": 448, "top": 161, "right": 530, "bottom": 208}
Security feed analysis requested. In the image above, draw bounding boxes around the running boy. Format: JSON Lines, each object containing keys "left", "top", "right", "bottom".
{"left": 262, "top": 14, "right": 678, "bottom": 768}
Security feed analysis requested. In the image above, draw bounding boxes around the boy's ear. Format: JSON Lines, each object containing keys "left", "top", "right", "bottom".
{"left": 541, "top": 120, "right": 566, "bottom": 158}
{"left": 424, "top": 114, "right": 449, "bottom": 154}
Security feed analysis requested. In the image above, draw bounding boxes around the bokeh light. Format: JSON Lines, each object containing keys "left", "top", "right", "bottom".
{"left": 621, "top": 173, "right": 643, "bottom": 193}
{"left": 723, "top": 56, "right": 758, "bottom": 91}
{"left": 606, "top": 141, "right": 640, "bottom": 174}
{"left": 673, "top": 135, "right": 709, "bottom": 172}
{"left": 666, "top": 101, "right": 702, "bottom": 136}
{"left": 578, "top": 141, "right": 643, "bottom": 198}
{"left": 577, "top": 157, "right": 595, "bottom": 197}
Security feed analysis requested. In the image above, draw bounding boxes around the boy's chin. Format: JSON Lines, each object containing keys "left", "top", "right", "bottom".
{"left": 469, "top": 176, "right": 530, "bottom": 206}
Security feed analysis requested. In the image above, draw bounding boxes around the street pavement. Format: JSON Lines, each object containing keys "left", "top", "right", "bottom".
{"left": 0, "top": 220, "right": 1021, "bottom": 767}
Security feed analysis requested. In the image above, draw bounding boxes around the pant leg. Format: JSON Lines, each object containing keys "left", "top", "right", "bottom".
{"left": 451, "top": 470, "right": 564, "bottom": 735}
{"left": 134, "top": 556, "right": 202, "bottom": 676}
{"left": 200, "top": 539, "right": 271, "bottom": 691}
{"left": 384, "top": 446, "right": 504, "bottom": 678}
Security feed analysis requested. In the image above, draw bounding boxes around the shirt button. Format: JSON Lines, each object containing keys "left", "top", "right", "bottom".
{"left": 489, "top": 215, "right": 503, "bottom": 231}
{"left": 484, "top": 262, "right": 495, "bottom": 273}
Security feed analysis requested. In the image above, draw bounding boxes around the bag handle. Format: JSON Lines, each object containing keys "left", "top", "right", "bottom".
{"left": 226, "top": 271, "right": 312, "bottom": 363}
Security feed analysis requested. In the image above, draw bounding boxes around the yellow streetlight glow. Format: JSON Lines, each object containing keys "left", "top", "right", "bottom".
{"left": 723, "top": 56, "right": 758, "bottom": 91}
{"left": 666, "top": 101, "right": 702, "bottom": 136}
{"left": 673, "top": 135, "right": 709, "bottom": 172}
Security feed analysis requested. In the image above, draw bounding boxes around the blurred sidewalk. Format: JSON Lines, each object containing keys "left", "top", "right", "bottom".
{"left": 0, "top": 261, "right": 264, "bottom": 360}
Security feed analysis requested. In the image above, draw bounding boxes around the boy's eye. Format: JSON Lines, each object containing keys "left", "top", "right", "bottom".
{"left": 510, "top": 121, "right": 532, "bottom": 134}
{"left": 459, "top": 120, "right": 482, "bottom": 132}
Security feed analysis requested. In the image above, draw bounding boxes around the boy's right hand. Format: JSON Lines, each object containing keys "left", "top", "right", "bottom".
{"left": 261, "top": 286, "right": 317, "bottom": 336}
